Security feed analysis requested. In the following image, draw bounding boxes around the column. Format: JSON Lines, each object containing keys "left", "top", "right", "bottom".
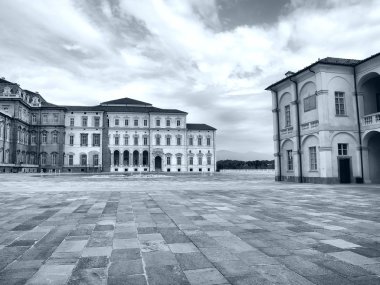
{"left": 362, "top": 147, "right": 370, "bottom": 183}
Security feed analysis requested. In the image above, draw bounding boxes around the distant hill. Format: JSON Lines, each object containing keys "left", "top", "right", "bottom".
{"left": 216, "top": 150, "right": 272, "bottom": 161}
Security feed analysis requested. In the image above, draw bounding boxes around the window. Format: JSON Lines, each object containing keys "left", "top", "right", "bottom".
{"left": 70, "top": 117, "right": 75, "bottom": 126}
{"left": 156, "top": 120, "right": 160, "bottom": 127}
{"left": 31, "top": 133, "right": 36, "bottom": 144}
{"left": 114, "top": 136, "right": 119, "bottom": 145}
{"left": 189, "top": 157, "right": 193, "bottom": 165}
{"left": 285, "top": 105, "right": 291, "bottom": 127}
{"left": 134, "top": 119, "right": 138, "bottom": 127}
{"left": 144, "top": 119, "right": 148, "bottom": 127}
{"left": 32, "top": 114, "right": 37, "bottom": 124}
{"left": 177, "top": 120, "right": 181, "bottom": 127}
{"left": 309, "top": 146, "right": 317, "bottom": 170}
{"left": 166, "top": 120, "right": 170, "bottom": 127}
{"left": 338, "top": 143, "right": 348, "bottom": 156}
{"left": 93, "top": 154, "right": 99, "bottom": 166}
{"left": 52, "top": 132, "right": 58, "bottom": 144}
{"left": 53, "top": 114, "right": 59, "bottom": 124}
{"left": 94, "top": 117, "right": 100, "bottom": 128}
{"left": 198, "top": 137, "right": 202, "bottom": 146}
{"left": 134, "top": 137, "right": 138, "bottom": 145}
{"left": 42, "top": 114, "right": 48, "bottom": 124}
{"left": 81, "top": 154, "right": 87, "bottom": 166}
{"left": 82, "top": 116, "right": 88, "bottom": 127}
{"left": 51, "top": 153, "right": 58, "bottom": 165}
{"left": 198, "top": 156, "right": 202, "bottom": 165}
{"left": 287, "top": 150, "right": 293, "bottom": 171}
{"left": 207, "top": 138, "right": 211, "bottom": 146}
{"left": 304, "top": 95, "right": 317, "bottom": 112}
{"left": 69, "top": 135, "right": 74, "bottom": 146}
{"left": 335, "top": 92, "right": 346, "bottom": 115}
{"left": 143, "top": 137, "right": 148, "bottom": 146}
{"left": 124, "top": 136, "right": 129, "bottom": 145}
{"left": 80, "top": 133, "right": 88, "bottom": 146}
{"left": 115, "top": 118, "right": 119, "bottom": 126}
{"left": 125, "top": 119, "right": 129, "bottom": 126}
{"left": 177, "top": 156, "right": 181, "bottom": 165}
{"left": 167, "top": 156, "right": 171, "bottom": 165}
{"left": 40, "top": 153, "right": 47, "bottom": 165}
{"left": 156, "top": 136, "right": 160, "bottom": 145}
{"left": 42, "top": 132, "right": 47, "bottom": 144}
{"left": 93, "top": 134, "right": 100, "bottom": 146}
{"left": 177, "top": 137, "right": 181, "bottom": 146}
{"left": 207, "top": 156, "right": 211, "bottom": 165}
{"left": 68, "top": 155, "right": 73, "bottom": 166}
{"left": 166, "top": 137, "right": 171, "bottom": 146}
{"left": 189, "top": 137, "right": 193, "bottom": 146}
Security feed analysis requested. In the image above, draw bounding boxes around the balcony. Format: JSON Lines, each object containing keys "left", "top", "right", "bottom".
{"left": 280, "top": 126, "right": 293, "bottom": 136}
{"left": 362, "top": 112, "right": 380, "bottom": 127}
{"left": 301, "top": 120, "right": 319, "bottom": 131}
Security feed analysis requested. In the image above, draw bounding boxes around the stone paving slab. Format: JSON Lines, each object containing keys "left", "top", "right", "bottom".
{"left": 0, "top": 173, "right": 380, "bottom": 284}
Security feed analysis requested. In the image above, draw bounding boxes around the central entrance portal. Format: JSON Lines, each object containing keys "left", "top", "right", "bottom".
{"left": 338, "top": 158, "right": 351, "bottom": 183}
{"left": 154, "top": 156, "right": 162, "bottom": 171}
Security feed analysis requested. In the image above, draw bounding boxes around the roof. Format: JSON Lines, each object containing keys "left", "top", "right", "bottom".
{"left": 63, "top": 105, "right": 187, "bottom": 114}
{"left": 266, "top": 52, "right": 380, "bottom": 90}
{"left": 187, "top": 123, "right": 216, "bottom": 131}
{"left": 64, "top": 105, "right": 104, "bottom": 112}
{"left": 100, "top": 97, "right": 152, "bottom": 106}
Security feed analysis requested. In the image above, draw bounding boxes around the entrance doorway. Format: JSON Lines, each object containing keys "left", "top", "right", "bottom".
{"left": 155, "top": 156, "right": 162, "bottom": 171}
{"left": 338, "top": 158, "right": 351, "bottom": 183}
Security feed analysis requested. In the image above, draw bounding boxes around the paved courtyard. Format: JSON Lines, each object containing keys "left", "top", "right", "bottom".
{"left": 0, "top": 172, "right": 380, "bottom": 285}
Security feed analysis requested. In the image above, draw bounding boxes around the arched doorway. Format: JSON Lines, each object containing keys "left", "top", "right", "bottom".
{"left": 133, "top": 151, "right": 139, "bottom": 166}
{"left": 123, "top": 150, "right": 129, "bottom": 166}
{"left": 155, "top": 156, "right": 162, "bottom": 171}
{"left": 365, "top": 131, "right": 380, "bottom": 183}
{"left": 143, "top": 151, "right": 149, "bottom": 166}
{"left": 114, "top": 150, "right": 120, "bottom": 166}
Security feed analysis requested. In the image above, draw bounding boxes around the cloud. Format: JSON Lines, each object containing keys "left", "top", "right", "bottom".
{"left": 0, "top": 0, "right": 379, "bottom": 155}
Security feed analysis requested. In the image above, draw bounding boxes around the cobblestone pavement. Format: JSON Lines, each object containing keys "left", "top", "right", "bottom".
{"left": 0, "top": 173, "right": 380, "bottom": 284}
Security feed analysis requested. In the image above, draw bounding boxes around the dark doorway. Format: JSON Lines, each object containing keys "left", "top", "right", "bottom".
{"left": 143, "top": 151, "right": 149, "bottom": 166}
{"left": 155, "top": 156, "right": 162, "bottom": 171}
{"left": 133, "top": 151, "right": 139, "bottom": 166}
{"left": 377, "top": 93, "right": 380, "bottom": 112}
{"left": 123, "top": 150, "right": 129, "bottom": 166}
{"left": 113, "top": 151, "right": 119, "bottom": 166}
{"left": 338, "top": 158, "right": 351, "bottom": 183}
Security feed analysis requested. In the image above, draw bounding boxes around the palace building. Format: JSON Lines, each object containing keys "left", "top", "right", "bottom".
{"left": 0, "top": 78, "right": 216, "bottom": 173}
{"left": 266, "top": 52, "right": 380, "bottom": 184}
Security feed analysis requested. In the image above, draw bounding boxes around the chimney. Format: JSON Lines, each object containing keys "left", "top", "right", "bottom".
{"left": 285, "top": 71, "right": 294, "bottom": 77}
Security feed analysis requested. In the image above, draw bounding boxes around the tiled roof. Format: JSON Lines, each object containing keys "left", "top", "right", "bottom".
{"left": 64, "top": 105, "right": 104, "bottom": 112}
{"left": 100, "top": 97, "right": 152, "bottom": 106}
{"left": 63, "top": 105, "right": 187, "bottom": 114}
{"left": 266, "top": 52, "right": 380, "bottom": 90}
{"left": 187, "top": 123, "right": 216, "bottom": 130}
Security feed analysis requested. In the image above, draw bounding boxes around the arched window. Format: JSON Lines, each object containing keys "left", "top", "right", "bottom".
{"left": 52, "top": 131, "right": 58, "bottom": 144}
{"left": 51, "top": 153, "right": 58, "bottom": 165}
{"left": 114, "top": 150, "right": 120, "bottom": 166}
{"left": 143, "top": 151, "right": 149, "bottom": 166}
{"left": 123, "top": 150, "right": 129, "bottom": 165}
{"left": 40, "top": 153, "right": 47, "bottom": 165}
{"left": 42, "top": 132, "right": 47, "bottom": 144}
{"left": 133, "top": 150, "right": 139, "bottom": 166}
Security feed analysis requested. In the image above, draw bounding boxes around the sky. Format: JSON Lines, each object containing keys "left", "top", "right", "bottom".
{"left": 1, "top": 0, "right": 380, "bottom": 155}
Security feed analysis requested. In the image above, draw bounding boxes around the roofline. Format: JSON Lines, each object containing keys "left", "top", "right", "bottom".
{"left": 265, "top": 52, "right": 380, "bottom": 91}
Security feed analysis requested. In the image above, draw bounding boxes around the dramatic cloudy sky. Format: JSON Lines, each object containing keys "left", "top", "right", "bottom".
{"left": 1, "top": 0, "right": 380, "bottom": 155}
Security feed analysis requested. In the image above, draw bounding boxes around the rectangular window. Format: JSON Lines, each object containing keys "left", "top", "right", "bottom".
{"left": 32, "top": 114, "right": 37, "bottom": 124}
{"left": 42, "top": 133, "right": 47, "bottom": 144}
{"left": 287, "top": 150, "right": 293, "bottom": 171}
{"left": 115, "top": 118, "right": 119, "bottom": 126}
{"left": 134, "top": 119, "right": 138, "bottom": 127}
{"left": 156, "top": 137, "right": 160, "bottom": 145}
{"left": 177, "top": 156, "right": 181, "bottom": 165}
{"left": 285, "top": 105, "right": 291, "bottom": 127}
{"left": 53, "top": 114, "right": 59, "bottom": 124}
{"left": 94, "top": 117, "right": 100, "bottom": 128}
{"left": 189, "top": 157, "right": 193, "bottom": 165}
{"left": 124, "top": 136, "right": 129, "bottom": 145}
{"left": 31, "top": 133, "right": 36, "bottom": 144}
{"left": 134, "top": 137, "right": 138, "bottom": 145}
{"left": 167, "top": 156, "right": 171, "bottom": 165}
{"left": 189, "top": 137, "right": 193, "bottom": 146}
{"left": 198, "top": 157, "right": 202, "bottom": 165}
{"left": 69, "top": 135, "right": 74, "bottom": 146}
{"left": 156, "top": 120, "right": 160, "bottom": 127}
{"left": 115, "top": 136, "right": 119, "bottom": 145}
{"left": 144, "top": 119, "right": 148, "bottom": 127}
{"left": 198, "top": 137, "right": 202, "bottom": 146}
{"left": 80, "top": 133, "right": 88, "bottom": 146}
{"left": 207, "top": 156, "right": 211, "bottom": 165}
{"left": 177, "top": 120, "right": 181, "bottom": 127}
{"left": 309, "top": 146, "right": 317, "bottom": 170}
{"left": 177, "top": 137, "right": 181, "bottom": 146}
{"left": 125, "top": 119, "right": 129, "bottom": 126}
{"left": 93, "top": 134, "right": 100, "bottom": 146}
{"left": 93, "top": 154, "right": 99, "bottom": 166}
{"left": 52, "top": 132, "right": 58, "bottom": 144}
{"left": 51, "top": 153, "right": 57, "bottom": 165}
{"left": 335, "top": 92, "right": 346, "bottom": 115}
{"left": 166, "top": 137, "right": 171, "bottom": 146}
{"left": 338, "top": 143, "right": 348, "bottom": 156}
{"left": 41, "top": 154, "right": 47, "bottom": 165}
{"left": 143, "top": 137, "right": 148, "bottom": 146}
{"left": 68, "top": 155, "right": 73, "bottom": 166}
{"left": 82, "top": 116, "right": 88, "bottom": 127}
{"left": 207, "top": 138, "right": 211, "bottom": 146}
{"left": 304, "top": 95, "right": 317, "bottom": 112}
{"left": 81, "top": 154, "right": 87, "bottom": 166}
{"left": 42, "top": 114, "right": 48, "bottom": 124}
{"left": 70, "top": 117, "right": 75, "bottom": 127}
{"left": 166, "top": 120, "right": 170, "bottom": 127}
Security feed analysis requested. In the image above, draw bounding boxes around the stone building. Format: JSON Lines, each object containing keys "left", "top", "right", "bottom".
{"left": 0, "top": 78, "right": 216, "bottom": 173}
{"left": 266, "top": 52, "right": 380, "bottom": 184}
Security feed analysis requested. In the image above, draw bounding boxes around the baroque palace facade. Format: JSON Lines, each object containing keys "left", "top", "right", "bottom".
{"left": 267, "top": 52, "right": 380, "bottom": 184}
{"left": 0, "top": 78, "right": 216, "bottom": 173}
